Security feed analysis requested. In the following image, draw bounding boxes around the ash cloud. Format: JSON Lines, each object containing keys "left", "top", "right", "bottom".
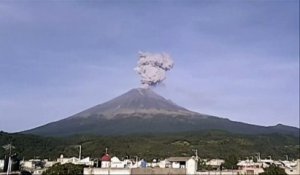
{"left": 135, "top": 52, "right": 174, "bottom": 88}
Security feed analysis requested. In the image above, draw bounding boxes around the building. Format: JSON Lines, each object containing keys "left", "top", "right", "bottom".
{"left": 101, "top": 153, "right": 111, "bottom": 168}
{"left": 79, "top": 157, "right": 94, "bottom": 166}
{"left": 57, "top": 154, "right": 80, "bottom": 164}
{"left": 83, "top": 155, "right": 132, "bottom": 175}
{"left": 186, "top": 157, "right": 198, "bottom": 175}
{"left": 111, "top": 156, "right": 126, "bottom": 168}
{"left": 206, "top": 159, "right": 225, "bottom": 169}
{"left": 21, "top": 159, "right": 46, "bottom": 170}
{"left": 20, "top": 159, "right": 55, "bottom": 175}
{"left": 281, "top": 159, "right": 300, "bottom": 175}
{"left": 167, "top": 157, "right": 190, "bottom": 169}
{"left": 237, "top": 159, "right": 264, "bottom": 175}
{"left": 56, "top": 154, "right": 93, "bottom": 166}
{"left": 167, "top": 156, "right": 198, "bottom": 174}
{"left": 157, "top": 159, "right": 171, "bottom": 168}
{"left": 84, "top": 156, "right": 198, "bottom": 175}
{"left": 237, "top": 158, "right": 300, "bottom": 175}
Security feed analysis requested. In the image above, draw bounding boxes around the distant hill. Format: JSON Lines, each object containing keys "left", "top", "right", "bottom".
{"left": 22, "top": 88, "right": 299, "bottom": 137}
{"left": 0, "top": 131, "right": 299, "bottom": 161}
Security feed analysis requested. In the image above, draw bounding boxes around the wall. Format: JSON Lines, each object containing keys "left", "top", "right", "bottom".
{"left": 238, "top": 168, "right": 264, "bottom": 175}
{"left": 131, "top": 168, "right": 185, "bottom": 175}
{"left": 197, "top": 170, "right": 238, "bottom": 175}
{"left": 84, "top": 168, "right": 130, "bottom": 175}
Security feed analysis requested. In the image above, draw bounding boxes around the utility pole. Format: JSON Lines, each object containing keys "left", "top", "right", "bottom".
{"left": 192, "top": 149, "right": 199, "bottom": 160}
{"left": 256, "top": 152, "right": 261, "bottom": 161}
{"left": 73, "top": 145, "right": 82, "bottom": 160}
{"left": 78, "top": 145, "right": 82, "bottom": 160}
{"left": 135, "top": 156, "right": 138, "bottom": 168}
{"left": 2, "top": 144, "right": 15, "bottom": 175}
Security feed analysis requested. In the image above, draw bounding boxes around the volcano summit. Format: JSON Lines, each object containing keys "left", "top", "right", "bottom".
{"left": 68, "top": 88, "right": 199, "bottom": 120}
{"left": 23, "top": 88, "right": 299, "bottom": 136}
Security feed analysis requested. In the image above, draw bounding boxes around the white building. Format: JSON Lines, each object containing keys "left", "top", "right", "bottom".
{"left": 83, "top": 156, "right": 133, "bottom": 175}
{"left": 43, "top": 160, "right": 57, "bottom": 168}
{"left": 84, "top": 156, "right": 198, "bottom": 175}
{"left": 206, "top": 159, "right": 225, "bottom": 168}
{"left": 22, "top": 159, "right": 36, "bottom": 169}
{"left": 111, "top": 156, "right": 126, "bottom": 168}
{"left": 21, "top": 159, "right": 50, "bottom": 170}
{"left": 57, "top": 154, "right": 77, "bottom": 164}
{"left": 150, "top": 159, "right": 158, "bottom": 168}
{"left": 281, "top": 159, "right": 300, "bottom": 175}
{"left": 259, "top": 158, "right": 274, "bottom": 168}
{"left": 167, "top": 156, "right": 198, "bottom": 174}
{"left": 20, "top": 159, "right": 56, "bottom": 175}
{"left": 123, "top": 159, "right": 134, "bottom": 168}
{"left": 167, "top": 157, "right": 190, "bottom": 169}
{"left": 237, "top": 159, "right": 264, "bottom": 175}
{"left": 157, "top": 159, "right": 171, "bottom": 168}
{"left": 186, "top": 157, "right": 198, "bottom": 175}
{"left": 56, "top": 154, "right": 93, "bottom": 166}
{"left": 237, "top": 158, "right": 300, "bottom": 175}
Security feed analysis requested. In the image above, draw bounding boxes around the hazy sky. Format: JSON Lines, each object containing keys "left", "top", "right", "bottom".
{"left": 0, "top": 0, "right": 299, "bottom": 132}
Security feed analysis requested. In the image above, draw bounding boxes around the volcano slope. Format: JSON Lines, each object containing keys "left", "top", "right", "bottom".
{"left": 23, "top": 88, "right": 299, "bottom": 137}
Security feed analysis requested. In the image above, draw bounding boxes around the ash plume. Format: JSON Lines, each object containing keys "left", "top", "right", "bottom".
{"left": 135, "top": 52, "right": 174, "bottom": 88}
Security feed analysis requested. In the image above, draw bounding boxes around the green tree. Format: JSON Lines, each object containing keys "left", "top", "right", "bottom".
{"left": 259, "top": 164, "right": 287, "bottom": 175}
{"left": 222, "top": 155, "right": 238, "bottom": 169}
{"left": 42, "top": 163, "right": 84, "bottom": 175}
{"left": 198, "top": 160, "right": 213, "bottom": 171}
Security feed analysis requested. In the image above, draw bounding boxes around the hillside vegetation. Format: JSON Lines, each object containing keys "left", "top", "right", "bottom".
{"left": 0, "top": 131, "right": 299, "bottom": 161}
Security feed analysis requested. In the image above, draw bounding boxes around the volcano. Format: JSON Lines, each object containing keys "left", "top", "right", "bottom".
{"left": 23, "top": 88, "right": 299, "bottom": 136}
{"left": 68, "top": 88, "right": 199, "bottom": 120}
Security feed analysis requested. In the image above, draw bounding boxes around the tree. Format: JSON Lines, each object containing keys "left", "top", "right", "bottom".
{"left": 20, "top": 170, "right": 32, "bottom": 175}
{"left": 222, "top": 155, "right": 238, "bottom": 169}
{"left": 197, "top": 159, "right": 213, "bottom": 171}
{"left": 259, "top": 164, "right": 287, "bottom": 175}
{"left": 42, "top": 163, "right": 84, "bottom": 175}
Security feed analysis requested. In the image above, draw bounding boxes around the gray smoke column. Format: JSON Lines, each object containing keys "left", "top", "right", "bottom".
{"left": 135, "top": 52, "right": 174, "bottom": 88}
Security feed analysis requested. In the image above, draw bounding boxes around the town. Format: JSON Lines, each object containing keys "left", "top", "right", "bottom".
{"left": 0, "top": 146, "right": 299, "bottom": 175}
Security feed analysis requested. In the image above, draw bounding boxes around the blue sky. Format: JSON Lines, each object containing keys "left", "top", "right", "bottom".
{"left": 0, "top": 0, "right": 299, "bottom": 132}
